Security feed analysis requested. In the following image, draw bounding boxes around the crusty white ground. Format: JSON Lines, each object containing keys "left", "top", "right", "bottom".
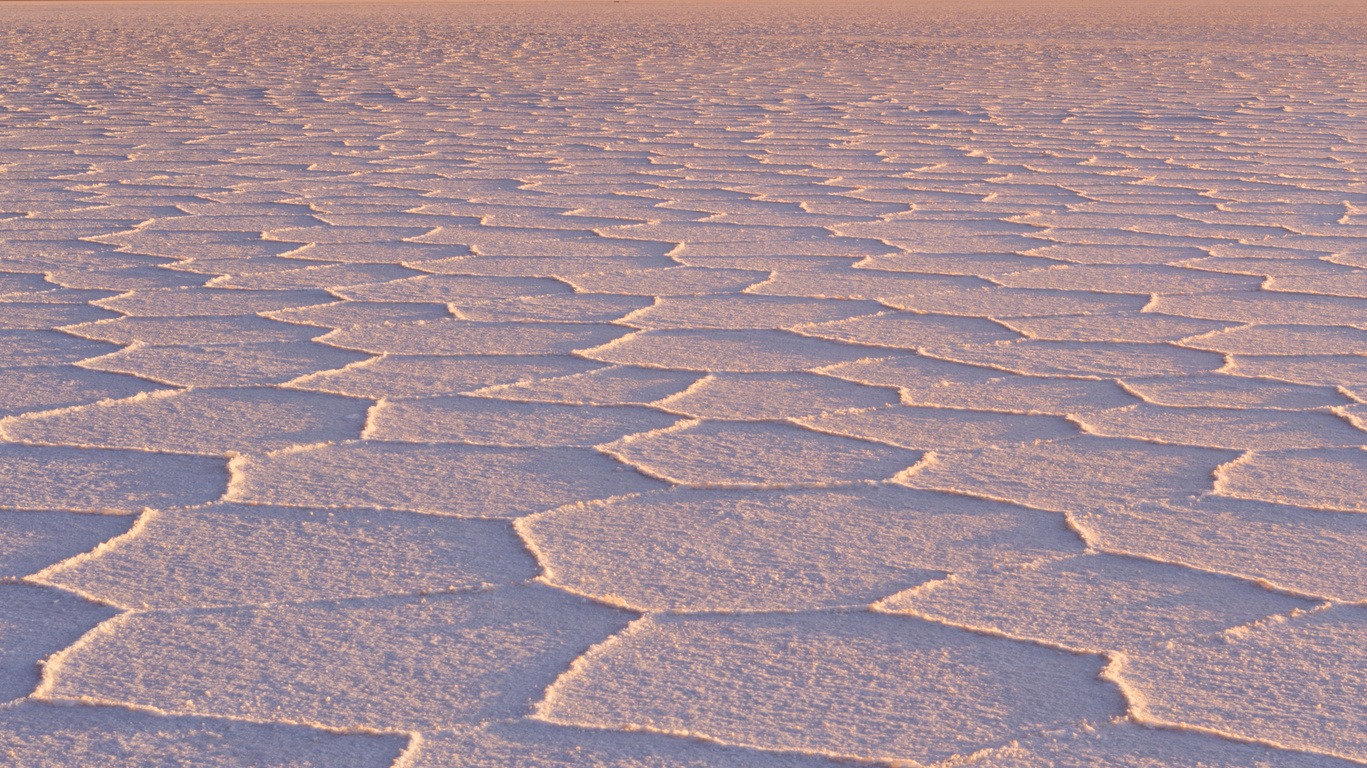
{"left": 1, "top": 2, "right": 1365, "bottom": 766}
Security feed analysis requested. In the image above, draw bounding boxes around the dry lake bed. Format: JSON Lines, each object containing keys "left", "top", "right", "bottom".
{"left": 0, "top": 1, "right": 1365, "bottom": 765}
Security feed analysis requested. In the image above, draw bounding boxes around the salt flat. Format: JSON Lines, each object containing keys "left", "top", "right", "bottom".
{"left": 0, "top": 1, "right": 1365, "bottom": 765}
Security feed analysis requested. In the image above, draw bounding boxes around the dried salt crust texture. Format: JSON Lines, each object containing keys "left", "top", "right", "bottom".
{"left": 0, "top": 2, "right": 1365, "bottom": 766}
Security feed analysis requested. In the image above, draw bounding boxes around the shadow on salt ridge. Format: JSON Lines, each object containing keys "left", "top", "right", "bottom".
{"left": 1226, "top": 355, "right": 1367, "bottom": 389}
{"left": 291, "top": 355, "right": 602, "bottom": 400}
{"left": 1023, "top": 244, "right": 1211, "bottom": 265}
{"left": 1021, "top": 227, "right": 1226, "bottom": 250}
{"left": 561, "top": 267, "right": 770, "bottom": 297}
{"left": 825, "top": 355, "right": 1138, "bottom": 416}
{"left": 87, "top": 230, "right": 299, "bottom": 262}
{"left": 1180, "top": 324, "right": 1367, "bottom": 357}
{"left": 594, "top": 221, "right": 833, "bottom": 247}
{"left": 284, "top": 241, "right": 465, "bottom": 264}
{"left": 451, "top": 293, "right": 653, "bottom": 323}
{"left": 209, "top": 263, "right": 423, "bottom": 290}
{"left": 902, "top": 435, "right": 1236, "bottom": 514}
{"left": 1231, "top": 256, "right": 1364, "bottom": 286}
{"left": 1074, "top": 496, "right": 1367, "bottom": 603}
{"left": 1343, "top": 403, "right": 1367, "bottom": 430}
{"left": 995, "top": 262, "right": 1257, "bottom": 292}
{"left": 1001, "top": 312, "right": 1232, "bottom": 343}
{"left": 413, "top": 205, "right": 640, "bottom": 232}
{"left": 672, "top": 253, "right": 869, "bottom": 274}
{"left": 1076, "top": 405, "right": 1364, "bottom": 451}
{"left": 0, "top": 701, "right": 406, "bottom": 768}
{"left": 1177, "top": 255, "right": 1349, "bottom": 278}
{"left": 750, "top": 269, "right": 985, "bottom": 301}
{"left": 412, "top": 227, "right": 676, "bottom": 259}
{"left": 833, "top": 218, "right": 1042, "bottom": 254}
{"left": 134, "top": 213, "right": 322, "bottom": 234}
{"left": 0, "top": 511, "right": 133, "bottom": 581}
{"left": 0, "top": 302, "right": 117, "bottom": 331}
{"left": 41, "top": 585, "right": 634, "bottom": 733}
{"left": 4, "top": 388, "right": 370, "bottom": 455}
{"left": 1121, "top": 373, "right": 1352, "bottom": 410}
{"left": 310, "top": 212, "right": 478, "bottom": 231}
{"left": 538, "top": 612, "right": 1124, "bottom": 765}
{"left": 604, "top": 421, "right": 921, "bottom": 487}
{"left": 853, "top": 250, "right": 1052, "bottom": 277}
{"left": 1120, "top": 606, "right": 1367, "bottom": 763}
{"left": 579, "top": 329, "right": 893, "bottom": 373}
{"left": 265, "top": 300, "right": 452, "bottom": 330}
{"left": 321, "top": 320, "right": 627, "bottom": 356}
{"left": 94, "top": 287, "right": 336, "bottom": 318}
{"left": 368, "top": 396, "right": 679, "bottom": 447}
{"left": 264, "top": 225, "right": 437, "bottom": 245}
{"left": 41, "top": 265, "right": 207, "bottom": 292}
{"left": 622, "top": 295, "right": 884, "bottom": 331}
{"left": 1216, "top": 448, "right": 1367, "bottom": 513}
{"left": 469, "top": 366, "right": 698, "bottom": 407}
{"left": 657, "top": 372, "right": 897, "bottom": 420}
{"left": 416, "top": 719, "right": 846, "bottom": 767}
{"left": 0, "top": 330, "right": 120, "bottom": 368}
{"left": 796, "top": 311, "right": 1021, "bottom": 349}
{"left": 882, "top": 552, "right": 1312, "bottom": 654}
{"left": 924, "top": 340, "right": 1226, "bottom": 378}
{"left": 802, "top": 404, "right": 1078, "bottom": 451}
{"left": 886, "top": 286, "right": 1150, "bottom": 317}
{"left": 0, "top": 366, "right": 170, "bottom": 417}
{"left": 163, "top": 254, "right": 334, "bottom": 276}
{"left": 410, "top": 254, "right": 677, "bottom": 277}
{"left": 39, "top": 504, "right": 535, "bottom": 610}
{"left": 232, "top": 441, "right": 665, "bottom": 517}
{"left": 336, "top": 274, "right": 572, "bottom": 302}
{"left": 0, "top": 273, "right": 76, "bottom": 298}
{"left": 65, "top": 315, "right": 324, "bottom": 346}
{"left": 960, "top": 720, "right": 1361, "bottom": 768}
{"left": 1151, "top": 291, "right": 1367, "bottom": 326}
{"left": 522, "top": 486, "right": 1081, "bottom": 612}
{"left": 80, "top": 342, "right": 369, "bottom": 387}
{"left": 1259, "top": 234, "right": 1367, "bottom": 255}
{"left": 1, "top": 584, "right": 117, "bottom": 703}
{"left": 0, "top": 445, "right": 225, "bottom": 513}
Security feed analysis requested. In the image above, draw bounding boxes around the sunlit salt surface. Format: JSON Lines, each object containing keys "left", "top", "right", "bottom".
{"left": 1, "top": 1, "right": 1365, "bottom": 765}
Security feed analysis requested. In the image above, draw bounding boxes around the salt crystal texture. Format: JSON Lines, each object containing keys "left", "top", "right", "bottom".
{"left": 1, "top": 1, "right": 1363, "bottom": 764}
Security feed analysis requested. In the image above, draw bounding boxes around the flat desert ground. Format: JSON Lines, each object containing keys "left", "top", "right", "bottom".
{"left": 0, "top": 1, "right": 1365, "bottom": 765}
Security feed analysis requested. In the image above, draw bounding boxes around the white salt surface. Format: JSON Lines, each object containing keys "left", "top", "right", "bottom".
{"left": 0, "top": 1, "right": 1364, "bottom": 765}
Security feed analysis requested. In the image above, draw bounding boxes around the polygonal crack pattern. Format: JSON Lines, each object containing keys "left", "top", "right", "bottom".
{"left": 1, "top": 3, "right": 1364, "bottom": 766}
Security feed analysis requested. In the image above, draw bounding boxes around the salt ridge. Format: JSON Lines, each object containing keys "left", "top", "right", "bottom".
{"left": 0, "top": 2, "right": 1364, "bottom": 765}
